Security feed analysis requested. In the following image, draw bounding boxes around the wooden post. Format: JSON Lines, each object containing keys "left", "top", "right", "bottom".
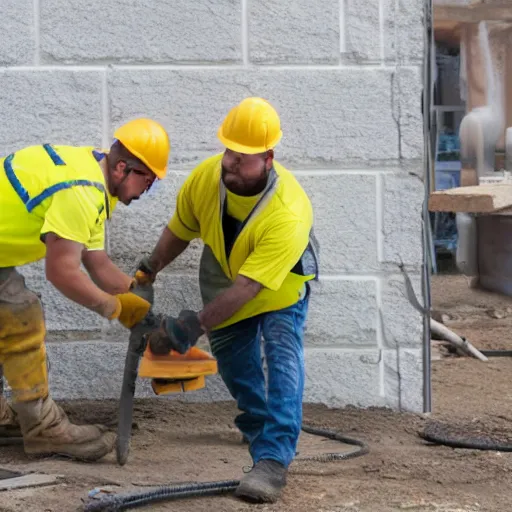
{"left": 459, "top": 23, "right": 483, "bottom": 186}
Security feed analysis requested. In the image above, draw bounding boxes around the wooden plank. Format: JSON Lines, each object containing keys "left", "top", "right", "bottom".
{"left": 0, "top": 473, "right": 62, "bottom": 491}
{"left": 462, "top": 23, "right": 486, "bottom": 112}
{"left": 434, "top": 20, "right": 462, "bottom": 45}
{"left": 435, "top": 4, "right": 512, "bottom": 23}
{"left": 428, "top": 184, "right": 512, "bottom": 212}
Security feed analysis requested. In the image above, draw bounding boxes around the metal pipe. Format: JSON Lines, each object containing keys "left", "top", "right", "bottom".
{"left": 421, "top": 0, "right": 434, "bottom": 414}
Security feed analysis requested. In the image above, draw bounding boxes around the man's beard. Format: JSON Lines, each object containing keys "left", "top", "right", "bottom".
{"left": 221, "top": 165, "right": 268, "bottom": 196}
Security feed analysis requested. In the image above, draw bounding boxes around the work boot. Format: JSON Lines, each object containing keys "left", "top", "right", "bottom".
{"left": 0, "top": 395, "right": 21, "bottom": 438}
{"left": 234, "top": 459, "right": 288, "bottom": 504}
{"left": 13, "top": 396, "right": 115, "bottom": 461}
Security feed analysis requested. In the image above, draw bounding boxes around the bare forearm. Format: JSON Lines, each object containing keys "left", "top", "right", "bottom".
{"left": 46, "top": 235, "right": 117, "bottom": 318}
{"left": 198, "top": 276, "right": 261, "bottom": 331}
{"left": 47, "top": 263, "right": 115, "bottom": 317}
{"left": 83, "top": 251, "right": 132, "bottom": 294}
{"left": 148, "top": 226, "right": 189, "bottom": 274}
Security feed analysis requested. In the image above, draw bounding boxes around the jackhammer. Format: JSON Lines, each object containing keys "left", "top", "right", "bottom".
{"left": 84, "top": 312, "right": 370, "bottom": 511}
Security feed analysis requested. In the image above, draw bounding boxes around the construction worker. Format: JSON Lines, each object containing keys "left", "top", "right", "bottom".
{"left": 137, "top": 98, "right": 319, "bottom": 503}
{"left": 0, "top": 118, "right": 170, "bottom": 461}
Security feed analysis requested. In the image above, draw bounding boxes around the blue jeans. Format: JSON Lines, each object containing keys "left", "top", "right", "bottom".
{"left": 209, "top": 290, "right": 309, "bottom": 468}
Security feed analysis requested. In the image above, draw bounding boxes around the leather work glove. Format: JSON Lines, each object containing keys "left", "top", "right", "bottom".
{"left": 129, "top": 277, "right": 154, "bottom": 306}
{"left": 147, "top": 310, "right": 204, "bottom": 355}
{"left": 110, "top": 292, "right": 151, "bottom": 329}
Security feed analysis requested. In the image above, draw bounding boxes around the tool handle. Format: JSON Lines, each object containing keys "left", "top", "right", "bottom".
{"left": 116, "top": 342, "right": 140, "bottom": 466}
{"left": 116, "top": 311, "right": 159, "bottom": 466}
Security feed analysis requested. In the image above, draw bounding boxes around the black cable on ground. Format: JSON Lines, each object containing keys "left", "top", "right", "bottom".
{"left": 83, "top": 424, "right": 369, "bottom": 512}
{"left": 419, "top": 421, "right": 512, "bottom": 452}
{"left": 480, "top": 350, "right": 512, "bottom": 358}
{"left": 298, "top": 425, "right": 369, "bottom": 462}
{"left": 84, "top": 480, "right": 240, "bottom": 512}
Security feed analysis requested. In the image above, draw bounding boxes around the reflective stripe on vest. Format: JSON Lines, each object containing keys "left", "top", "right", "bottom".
{"left": 3, "top": 145, "right": 107, "bottom": 214}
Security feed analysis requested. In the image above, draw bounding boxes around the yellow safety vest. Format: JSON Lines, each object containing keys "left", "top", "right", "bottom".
{"left": 0, "top": 144, "right": 116, "bottom": 267}
{"left": 169, "top": 153, "right": 319, "bottom": 329}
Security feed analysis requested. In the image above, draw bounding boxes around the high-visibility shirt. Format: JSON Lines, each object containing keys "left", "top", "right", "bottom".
{"left": 0, "top": 144, "right": 117, "bottom": 268}
{"left": 169, "top": 153, "right": 318, "bottom": 330}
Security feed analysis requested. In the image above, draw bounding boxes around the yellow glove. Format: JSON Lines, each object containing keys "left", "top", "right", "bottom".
{"left": 134, "top": 269, "right": 153, "bottom": 286}
{"left": 135, "top": 257, "right": 156, "bottom": 285}
{"left": 109, "top": 292, "right": 151, "bottom": 329}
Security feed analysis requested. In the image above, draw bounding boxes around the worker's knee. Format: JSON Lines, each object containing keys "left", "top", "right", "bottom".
{"left": 0, "top": 269, "right": 48, "bottom": 401}
{"left": 3, "top": 343, "right": 49, "bottom": 402}
{"left": 0, "top": 269, "right": 46, "bottom": 354}
{"left": 0, "top": 268, "right": 40, "bottom": 306}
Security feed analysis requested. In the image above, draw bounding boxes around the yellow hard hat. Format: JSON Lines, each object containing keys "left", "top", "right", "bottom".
{"left": 217, "top": 97, "right": 282, "bottom": 154}
{"left": 113, "top": 118, "right": 171, "bottom": 179}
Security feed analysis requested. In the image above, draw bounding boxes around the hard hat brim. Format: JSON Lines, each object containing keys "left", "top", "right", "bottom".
{"left": 217, "top": 127, "right": 282, "bottom": 155}
{"left": 122, "top": 144, "right": 167, "bottom": 180}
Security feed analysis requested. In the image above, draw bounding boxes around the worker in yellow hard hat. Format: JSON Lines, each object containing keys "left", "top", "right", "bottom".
{"left": 136, "top": 98, "right": 319, "bottom": 503}
{"left": 0, "top": 118, "right": 170, "bottom": 461}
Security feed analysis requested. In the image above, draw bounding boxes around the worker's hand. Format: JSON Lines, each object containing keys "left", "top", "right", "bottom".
{"left": 129, "top": 278, "right": 154, "bottom": 306}
{"left": 148, "top": 310, "right": 204, "bottom": 355}
{"left": 130, "top": 256, "right": 157, "bottom": 305}
{"left": 109, "top": 292, "right": 151, "bottom": 329}
{"left": 135, "top": 256, "right": 157, "bottom": 285}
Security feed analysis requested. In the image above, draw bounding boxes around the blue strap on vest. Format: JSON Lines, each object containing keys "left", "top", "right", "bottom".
{"left": 3, "top": 146, "right": 107, "bottom": 214}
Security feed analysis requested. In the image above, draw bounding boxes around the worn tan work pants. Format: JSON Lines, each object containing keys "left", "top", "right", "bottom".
{"left": 0, "top": 268, "right": 48, "bottom": 403}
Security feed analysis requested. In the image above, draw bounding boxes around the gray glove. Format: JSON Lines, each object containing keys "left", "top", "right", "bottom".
{"left": 132, "top": 256, "right": 157, "bottom": 305}
{"left": 147, "top": 310, "right": 204, "bottom": 355}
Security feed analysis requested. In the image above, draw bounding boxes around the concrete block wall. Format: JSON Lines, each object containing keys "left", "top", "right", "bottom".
{"left": 3, "top": 0, "right": 425, "bottom": 412}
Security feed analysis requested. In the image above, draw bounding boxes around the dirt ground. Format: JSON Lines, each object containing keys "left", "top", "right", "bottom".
{"left": 1, "top": 274, "right": 512, "bottom": 512}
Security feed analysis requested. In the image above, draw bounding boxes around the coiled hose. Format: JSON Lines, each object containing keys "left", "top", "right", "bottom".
{"left": 419, "top": 420, "right": 512, "bottom": 452}
{"left": 84, "top": 424, "right": 369, "bottom": 512}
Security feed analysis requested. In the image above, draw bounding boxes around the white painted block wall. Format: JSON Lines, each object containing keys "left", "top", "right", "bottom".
{"left": 1, "top": 0, "right": 425, "bottom": 412}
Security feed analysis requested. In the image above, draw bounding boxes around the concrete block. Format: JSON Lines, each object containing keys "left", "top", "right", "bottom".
{"left": 393, "top": 67, "right": 424, "bottom": 160}
{"left": 345, "top": 0, "right": 381, "bottom": 62}
{"left": 46, "top": 341, "right": 231, "bottom": 402}
{"left": 47, "top": 341, "right": 395, "bottom": 408}
{"left": 384, "top": 0, "right": 424, "bottom": 63}
{"left": 380, "top": 274, "right": 423, "bottom": 348}
{"left": 46, "top": 343, "right": 390, "bottom": 408}
{"left": 108, "top": 172, "right": 203, "bottom": 274}
{"left": 382, "top": 172, "right": 423, "bottom": 267}
{"left": 100, "top": 273, "right": 203, "bottom": 341}
{"left": 40, "top": 0, "right": 241, "bottom": 64}
{"left": 303, "top": 349, "right": 383, "bottom": 407}
{"left": 296, "top": 174, "right": 378, "bottom": 272}
{"left": 306, "top": 279, "right": 378, "bottom": 346}
{"left": 108, "top": 69, "right": 398, "bottom": 167}
{"left": 21, "top": 262, "right": 104, "bottom": 333}
{"left": 383, "top": 348, "right": 423, "bottom": 412}
{"left": 0, "top": 70, "right": 102, "bottom": 155}
{"left": 105, "top": 275, "right": 378, "bottom": 348}
{"left": 152, "top": 274, "right": 203, "bottom": 317}
{"left": 0, "top": 1, "right": 34, "bottom": 65}
{"left": 249, "top": 0, "right": 339, "bottom": 64}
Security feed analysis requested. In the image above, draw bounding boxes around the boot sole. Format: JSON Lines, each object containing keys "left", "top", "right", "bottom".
{"left": 234, "top": 482, "right": 283, "bottom": 504}
{"left": 23, "top": 433, "right": 116, "bottom": 462}
{"left": 0, "top": 437, "right": 23, "bottom": 446}
{"left": 0, "top": 427, "right": 22, "bottom": 437}
{"left": 24, "top": 446, "right": 113, "bottom": 462}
